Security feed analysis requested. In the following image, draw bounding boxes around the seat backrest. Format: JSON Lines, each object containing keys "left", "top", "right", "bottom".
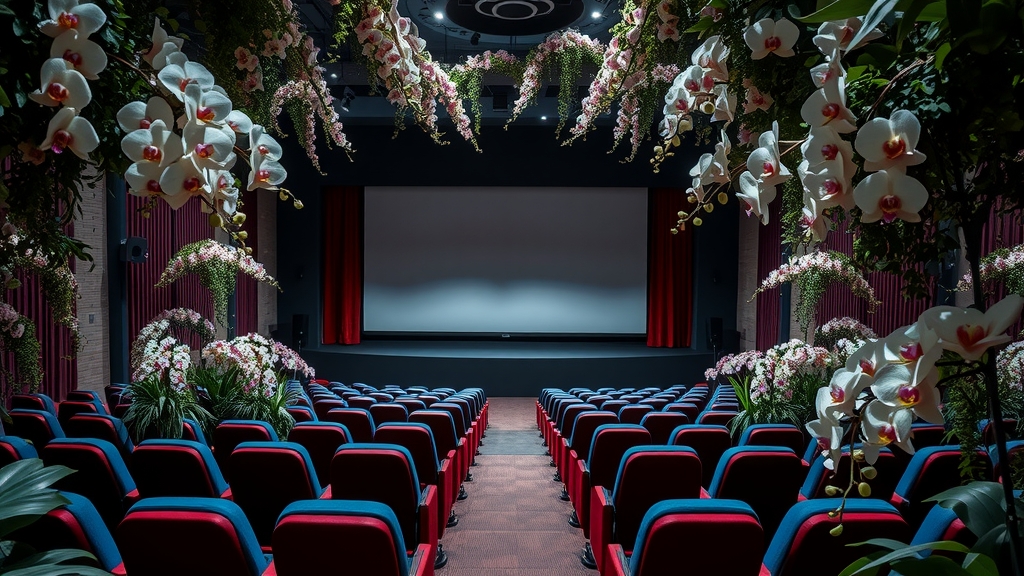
{"left": 630, "top": 499, "right": 764, "bottom": 576}
{"left": 347, "top": 396, "right": 378, "bottom": 410}
{"left": 431, "top": 403, "right": 467, "bottom": 438}
{"left": 587, "top": 395, "right": 612, "bottom": 409}
{"left": 910, "top": 423, "right": 948, "bottom": 449}
{"left": 446, "top": 398, "right": 474, "bottom": 430}
{"left": 601, "top": 400, "right": 629, "bottom": 416}
{"left": 618, "top": 404, "right": 655, "bottom": 425}
{"left": 697, "top": 411, "right": 736, "bottom": 427}
{"left": 65, "top": 413, "right": 134, "bottom": 460}
{"left": 559, "top": 404, "right": 596, "bottom": 436}
{"left": 228, "top": 441, "right": 322, "bottom": 545}
{"left": 395, "top": 398, "right": 426, "bottom": 414}
{"left": 588, "top": 424, "right": 653, "bottom": 489}
{"left": 10, "top": 408, "right": 65, "bottom": 449}
{"left": 331, "top": 443, "right": 422, "bottom": 552}
{"left": 611, "top": 446, "right": 703, "bottom": 550}
{"left": 0, "top": 436, "right": 38, "bottom": 468}
{"left": 67, "top": 390, "right": 105, "bottom": 407}
{"left": 910, "top": 504, "right": 976, "bottom": 550}
{"left": 369, "top": 403, "right": 410, "bottom": 426}
{"left": 57, "top": 401, "right": 100, "bottom": 425}
{"left": 763, "top": 499, "right": 910, "bottom": 576}
{"left": 708, "top": 446, "right": 804, "bottom": 540}
{"left": 287, "top": 422, "right": 351, "bottom": 486}
{"left": 664, "top": 402, "right": 699, "bottom": 421}
{"left": 893, "top": 445, "right": 992, "bottom": 528}
{"left": 182, "top": 417, "right": 208, "bottom": 445}
{"left": 274, "top": 500, "right": 412, "bottom": 576}
{"left": 287, "top": 405, "right": 317, "bottom": 423}
{"left": 640, "top": 412, "right": 690, "bottom": 445}
{"left": 213, "top": 420, "right": 278, "bottom": 468}
{"left": 133, "top": 439, "right": 229, "bottom": 498}
{"left": 117, "top": 497, "right": 269, "bottom": 576}
{"left": 11, "top": 393, "right": 56, "bottom": 414}
{"left": 313, "top": 399, "right": 348, "bottom": 420}
{"left": 638, "top": 398, "right": 670, "bottom": 412}
{"left": 670, "top": 424, "right": 733, "bottom": 487}
{"left": 991, "top": 439, "right": 1024, "bottom": 480}
{"left": 12, "top": 491, "right": 123, "bottom": 573}
{"left": 325, "top": 408, "right": 376, "bottom": 443}
{"left": 408, "top": 410, "right": 459, "bottom": 458}
{"left": 568, "top": 412, "right": 619, "bottom": 462}
{"left": 42, "top": 438, "right": 136, "bottom": 531}
{"left": 369, "top": 392, "right": 395, "bottom": 403}
{"left": 374, "top": 423, "right": 441, "bottom": 485}
{"left": 801, "top": 448, "right": 901, "bottom": 501}
{"left": 738, "top": 424, "right": 806, "bottom": 455}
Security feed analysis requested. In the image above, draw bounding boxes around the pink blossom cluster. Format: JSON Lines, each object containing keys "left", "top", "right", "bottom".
{"left": 511, "top": 31, "right": 601, "bottom": 123}
{"left": 757, "top": 251, "right": 876, "bottom": 302}
{"left": 705, "top": 349, "right": 763, "bottom": 381}
{"left": 157, "top": 239, "right": 280, "bottom": 289}
{"left": 0, "top": 302, "right": 27, "bottom": 340}
{"left": 655, "top": 0, "right": 680, "bottom": 42}
{"left": 818, "top": 316, "right": 876, "bottom": 338}
{"left": 273, "top": 341, "right": 315, "bottom": 378}
{"left": 998, "top": 340, "right": 1024, "bottom": 392}
{"left": 750, "top": 339, "right": 833, "bottom": 401}
{"left": 270, "top": 78, "right": 351, "bottom": 170}
{"left": 129, "top": 309, "right": 211, "bottom": 381}
{"left": 613, "top": 63, "right": 679, "bottom": 160}
{"left": 455, "top": 50, "right": 518, "bottom": 74}
{"left": 571, "top": 35, "right": 634, "bottom": 140}
{"left": 131, "top": 335, "right": 192, "bottom": 393}
{"left": 956, "top": 244, "right": 1024, "bottom": 292}
{"left": 203, "top": 333, "right": 312, "bottom": 397}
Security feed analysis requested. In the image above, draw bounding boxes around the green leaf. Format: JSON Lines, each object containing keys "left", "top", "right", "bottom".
{"left": 897, "top": 0, "right": 939, "bottom": 47}
{"left": 849, "top": 0, "right": 900, "bottom": 51}
{"left": 838, "top": 550, "right": 887, "bottom": 576}
{"left": 927, "top": 482, "right": 1007, "bottom": 539}
{"left": 194, "top": 20, "right": 207, "bottom": 33}
{"left": 962, "top": 553, "right": 1000, "bottom": 576}
{"left": 845, "top": 539, "right": 973, "bottom": 573}
{"left": 799, "top": 0, "right": 876, "bottom": 22}
{"left": 685, "top": 18, "right": 714, "bottom": 33}
{"left": 888, "top": 555, "right": 974, "bottom": 576}
{"left": 0, "top": 85, "right": 9, "bottom": 108}
{"left": 0, "top": 4, "right": 15, "bottom": 16}
{"left": 934, "top": 42, "right": 952, "bottom": 69}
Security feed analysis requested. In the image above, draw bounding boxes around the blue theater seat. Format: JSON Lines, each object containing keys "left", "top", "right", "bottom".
{"left": 9, "top": 408, "right": 65, "bottom": 449}
{"left": 13, "top": 491, "right": 125, "bottom": 574}
{"left": 708, "top": 446, "right": 804, "bottom": 542}
{"left": 287, "top": 421, "right": 351, "bottom": 486}
{"left": 0, "top": 436, "right": 37, "bottom": 467}
{"left": 42, "top": 437, "right": 139, "bottom": 531}
{"left": 132, "top": 439, "right": 231, "bottom": 499}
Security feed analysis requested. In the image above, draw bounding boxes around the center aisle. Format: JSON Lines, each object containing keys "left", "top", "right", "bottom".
{"left": 440, "top": 397, "right": 594, "bottom": 576}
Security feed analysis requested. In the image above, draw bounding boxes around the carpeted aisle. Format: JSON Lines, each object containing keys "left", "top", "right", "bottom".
{"left": 439, "top": 397, "right": 594, "bottom": 576}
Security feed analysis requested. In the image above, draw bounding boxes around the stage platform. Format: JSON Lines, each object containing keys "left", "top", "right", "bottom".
{"left": 302, "top": 341, "right": 714, "bottom": 397}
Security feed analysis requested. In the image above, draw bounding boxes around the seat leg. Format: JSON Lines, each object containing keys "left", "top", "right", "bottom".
{"left": 559, "top": 485, "right": 570, "bottom": 501}
{"left": 580, "top": 542, "right": 597, "bottom": 570}
{"left": 447, "top": 509, "right": 459, "bottom": 528}
{"left": 458, "top": 485, "right": 468, "bottom": 500}
{"left": 553, "top": 471, "right": 561, "bottom": 482}
{"left": 568, "top": 509, "right": 580, "bottom": 528}
{"left": 435, "top": 544, "right": 448, "bottom": 569}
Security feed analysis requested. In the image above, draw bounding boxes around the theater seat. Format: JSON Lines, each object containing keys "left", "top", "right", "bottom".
{"left": 602, "top": 499, "right": 766, "bottom": 576}
{"left": 669, "top": 424, "right": 732, "bottom": 488}
{"left": 117, "top": 497, "right": 274, "bottom": 576}
{"left": 65, "top": 413, "right": 135, "bottom": 463}
{"left": 374, "top": 422, "right": 456, "bottom": 535}
{"left": 287, "top": 422, "right": 351, "bottom": 487}
{"left": 800, "top": 447, "right": 901, "bottom": 502}
{"left": 325, "top": 408, "right": 376, "bottom": 443}
{"left": 9, "top": 408, "right": 65, "bottom": 450}
{"left": 11, "top": 393, "right": 57, "bottom": 414}
{"left": 12, "top": 491, "right": 126, "bottom": 575}
{"left": 57, "top": 400, "right": 101, "bottom": 426}
{"left": 132, "top": 439, "right": 231, "bottom": 499}
{"left": 738, "top": 424, "right": 806, "bottom": 455}
{"left": 708, "top": 446, "right": 804, "bottom": 542}
{"left": 212, "top": 420, "right": 278, "bottom": 469}
{"left": 0, "top": 436, "right": 38, "bottom": 467}
{"left": 639, "top": 412, "right": 689, "bottom": 445}
{"left": 890, "top": 445, "right": 991, "bottom": 529}
{"left": 273, "top": 499, "right": 432, "bottom": 576}
{"left": 571, "top": 424, "right": 652, "bottom": 539}
{"left": 42, "top": 438, "right": 139, "bottom": 531}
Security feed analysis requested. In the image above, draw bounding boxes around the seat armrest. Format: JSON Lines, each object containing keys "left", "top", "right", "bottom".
{"left": 262, "top": 560, "right": 277, "bottom": 576}
{"left": 410, "top": 543, "right": 435, "bottom": 576}
{"left": 220, "top": 487, "right": 233, "bottom": 500}
{"left": 438, "top": 458, "right": 453, "bottom": 536}
{"left": 419, "top": 484, "right": 439, "bottom": 551}
{"left": 319, "top": 485, "right": 332, "bottom": 499}
{"left": 606, "top": 544, "right": 630, "bottom": 576}
{"left": 590, "top": 486, "right": 615, "bottom": 573}
{"left": 111, "top": 563, "right": 127, "bottom": 576}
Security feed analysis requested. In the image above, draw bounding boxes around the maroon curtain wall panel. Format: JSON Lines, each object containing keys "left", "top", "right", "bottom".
{"left": 755, "top": 202, "right": 783, "bottom": 350}
{"left": 322, "top": 187, "right": 363, "bottom": 345}
{"left": 235, "top": 191, "right": 259, "bottom": 336}
{"left": 647, "top": 188, "right": 694, "bottom": 348}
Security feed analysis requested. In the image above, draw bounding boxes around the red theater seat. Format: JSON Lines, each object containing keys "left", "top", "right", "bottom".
{"left": 639, "top": 412, "right": 690, "bottom": 445}
{"left": 670, "top": 424, "right": 732, "bottom": 488}
{"left": 325, "top": 407, "right": 376, "bottom": 443}
{"left": 13, "top": 491, "right": 126, "bottom": 575}
{"left": 891, "top": 445, "right": 991, "bottom": 529}
{"left": 708, "top": 446, "right": 804, "bottom": 542}
{"left": 370, "top": 402, "right": 410, "bottom": 425}
{"left": 287, "top": 422, "right": 351, "bottom": 486}
{"left": 374, "top": 422, "right": 457, "bottom": 536}
{"left": 42, "top": 438, "right": 139, "bottom": 531}
{"left": 739, "top": 424, "right": 806, "bottom": 455}
{"left": 132, "top": 439, "right": 231, "bottom": 499}
{"left": 212, "top": 420, "right": 278, "bottom": 468}
{"left": 0, "top": 436, "right": 38, "bottom": 467}
{"left": 571, "top": 424, "right": 651, "bottom": 539}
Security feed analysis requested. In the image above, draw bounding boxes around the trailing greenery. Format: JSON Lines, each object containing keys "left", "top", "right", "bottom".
{"left": 122, "top": 374, "right": 214, "bottom": 442}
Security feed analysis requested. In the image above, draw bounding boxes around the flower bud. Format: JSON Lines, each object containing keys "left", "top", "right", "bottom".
{"left": 861, "top": 466, "right": 877, "bottom": 480}
{"left": 677, "top": 211, "right": 686, "bottom": 218}
{"left": 717, "top": 192, "right": 728, "bottom": 205}
{"left": 279, "top": 191, "right": 289, "bottom": 201}
{"left": 670, "top": 228, "right": 678, "bottom": 235}
{"left": 824, "top": 485, "right": 842, "bottom": 496}
{"left": 852, "top": 449, "right": 865, "bottom": 461}
{"left": 688, "top": 194, "right": 697, "bottom": 204}
{"left": 236, "top": 231, "right": 248, "bottom": 241}
{"left": 829, "top": 524, "right": 844, "bottom": 537}
{"left": 293, "top": 200, "right": 304, "bottom": 210}
{"left": 208, "top": 213, "right": 224, "bottom": 228}
{"left": 245, "top": 246, "right": 253, "bottom": 255}
{"left": 703, "top": 203, "right": 713, "bottom": 213}
{"left": 693, "top": 217, "right": 703, "bottom": 227}
{"left": 700, "top": 101, "right": 715, "bottom": 115}
{"left": 857, "top": 482, "right": 872, "bottom": 497}
{"left": 232, "top": 212, "right": 247, "bottom": 225}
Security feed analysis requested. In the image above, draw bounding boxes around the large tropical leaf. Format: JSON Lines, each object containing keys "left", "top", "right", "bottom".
{"left": 925, "top": 482, "right": 1008, "bottom": 542}
{"left": 0, "top": 461, "right": 74, "bottom": 539}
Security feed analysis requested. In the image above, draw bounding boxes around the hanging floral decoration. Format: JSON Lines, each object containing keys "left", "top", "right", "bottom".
{"left": 449, "top": 50, "right": 523, "bottom": 133}
{"left": 814, "top": 317, "right": 878, "bottom": 352}
{"left": 0, "top": 303, "right": 42, "bottom": 396}
{"left": 155, "top": 239, "right": 280, "bottom": 326}
{"left": 129, "top": 308, "right": 217, "bottom": 374}
{"left": 752, "top": 251, "right": 880, "bottom": 334}
{"left": 956, "top": 244, "right": 1024, "bottom": 297}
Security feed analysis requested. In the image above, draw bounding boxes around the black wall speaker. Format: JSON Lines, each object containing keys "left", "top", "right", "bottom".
{"left": 120, "top": 237, "right": 148, "bottom": 263}
{"left": 706, "top": 317, "right": 723, "bottom": 350}
{"left": 292, "top": 314, "right": 309, "bottom": 349}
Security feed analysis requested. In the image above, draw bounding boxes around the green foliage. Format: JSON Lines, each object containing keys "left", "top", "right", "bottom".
{"left": 194, "top": 367, "right": 298, "bottom": 439}
{"left": 943, "top": 364, "right": 1000, "bottom": 482}
{"left": 0, "top": 458, "right": 112, "bottom": 575}
{"left": 122, "top": 374, "right": 214, "bottom": 442}
{"left": 0, "top": 315, "right": 40, "bottom": 399}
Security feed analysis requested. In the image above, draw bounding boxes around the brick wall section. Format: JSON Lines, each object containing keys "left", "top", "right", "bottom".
{"left": 74, "top": 171, "right": 110, "bottom": 393}
{"left": 736, "top": 212, "right": 760, "bottom": 352}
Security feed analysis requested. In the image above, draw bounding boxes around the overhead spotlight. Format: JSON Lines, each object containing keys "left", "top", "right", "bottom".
{"left": 330, "top": 73, "right": 338, "bottom": 79}
{"left": 591, "top": 10, "right": 601, "bottom": 18}
{"left": 434, "top": 11, "right": 443, "bottom": 19}
{"left": 470, "top": 32, "right": 481, "bottom": 45}
{"left": 339, "top": 87, "right": 356, "bottom": 112}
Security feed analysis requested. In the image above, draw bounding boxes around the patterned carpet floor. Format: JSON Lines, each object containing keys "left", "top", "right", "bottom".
{"left": 438, "top": 397, "right": 594, "bottom": 576}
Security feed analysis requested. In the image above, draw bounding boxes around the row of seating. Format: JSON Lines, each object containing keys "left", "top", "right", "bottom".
{"left": 537, "top": 386, "right": 1009, "bottom": 575}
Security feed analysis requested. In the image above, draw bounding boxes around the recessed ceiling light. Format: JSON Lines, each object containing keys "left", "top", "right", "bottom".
{"left": 330, "top": 73, "right": 337, "bottom": 79}
{"left": 541, "top": 116, "right": 547, "bottom": 121}
{"left": 434, "top": 11, "right": 443, "bottom": 19}
{"left": 591, "top": 10, "right": 601, "bottom": 18}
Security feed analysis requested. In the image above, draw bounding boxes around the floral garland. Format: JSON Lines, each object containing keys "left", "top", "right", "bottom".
{"left": 814, "top": 317, "right": 877, "bottom": 352}
{"left": 273, "top": 340, "right": 316, "bottom": 379}
{"left": 129, "top": 308, "right": 216, "bottom": 373}
{"left": 155, "top": 240, "right": 281, "bottom": 326}
{"left": 270, "top": 77, "right": 353, "bottom": 173}
{"left": 704, "top": 349, "right": 761, "bottom": 382}
{"left": 752, "top": 250, "right": 880, "bottom": 333}
{"left": 0, "top": 302, "right": 42, "bottom": 394}
{"left": 202, "top": 332, "right": 312, "bottom": 397}
{"left": 15, "top": 251, "right": 82, "bottom": 354}
{"left": 956, "top": 244, "right": 1024, "bottom": 297}
{"left": 450, "top": 50, "right": 522, "bottom": 133}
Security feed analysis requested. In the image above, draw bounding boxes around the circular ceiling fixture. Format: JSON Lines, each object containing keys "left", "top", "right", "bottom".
{"left": 444, "top": 0, "right": 585, "bottom": 36}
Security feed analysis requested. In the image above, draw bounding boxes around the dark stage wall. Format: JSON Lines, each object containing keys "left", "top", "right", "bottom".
{"left": 275, "top": 122, "right": 739, "bottom": 394}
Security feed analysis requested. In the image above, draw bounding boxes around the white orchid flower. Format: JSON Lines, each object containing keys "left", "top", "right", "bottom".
{"left": 691, "top": 35, "right": 729, "bottom": 81}
{"left": 125, "top": 161, "right": 166, "bottom": 197}
{"left": 861, "top": 399, "right": 915, "bottom": 464}
{"left": 159, "top": 155, "right": 211, "bottom": 209}
{"left": 844, "top": 338, "right": 886, "bottom": 376}
{"left": 813, "top": 18, "right": 883, "bottom": 55}
{"left": 854, "top": 110, "right": 927, "bottom": 173}
{"left": 800, "top": 195, "right": 830, "bottom": 242}
{"left": 821, "top": 366, "right": 872, "bottom": 423}
{"left": 116, "top": 97, "right": 175, "bottom": 133}
{"left": 38, "top": 106, "right": 98, "bottom": 159}
{"left": 183, "top": 83, "right": 233, "bottom": 127}
{"left": 225, "top": 110, "right": 254, "bottom": 137}
{"left": 743, "top": 18, "right": 800, "bottom": 60}
{"left": 854, "top": 169, "right": 928, "bottom": 224}
{"left": 120, "top": 119, "right": 182, "bottom": 168}
{"left": 810, "top": 59, "right": 846, "bottom": 89}
{"left": 805, "top": 418, "right": 843, "bottom": 469}
{"left": 799, "top": 158, "right": 856, "bottom": 211}
{"left": 663, "top": 84, "right": 696, "bottom": 116}
{"left": 29, "top": 58, "right": 91, "bottom": 109}
{"left": 800, "top": 75, "right": 857, "bottom": 133}
{"left": 249, "top": 125, "right": 283, "bottom": 162}
{"left": 881, "top": 322, "right": 941, "bottom": 369}
{"left": 247, "top": 155, "right": 287, "bottom": 191}
{"left": 710, "top": 84, "right": 736, "bottom": 123}
{"left": 158, "top": 59, "right": 215, "bottom": 102}
{"left": 870, "top": 363, "right": 943, "bottom": 425}
{"left": 919, "top": 295, "right": 1024, "bottom": 361}
{"left": 182, "top": 122, "right": 236, "bottom": 171}
{"left": 690, "top": 132, "right": 730, "bottom": 186}
{"left": 737, "top": 171, "right": 776, "bottom": 224}
{"left": 50, "top": 29, "right": 106, "bottom": 80}
{"left": 39, "top": 0, "right": 106, "bottom": 39}
{"left": 203, "top": 170, "right": 238, "bottom": 215}
{"left": 746, "top": 121, "right": 791, "bottom": 187}
{"left": 800, "top": 126, "right": 853, "bottom": 168}
{"left": 144, "top": 18, "right": 184, "bottom": 68}
{"left": 742, "top": 85, "right": 773, "bottom": 114}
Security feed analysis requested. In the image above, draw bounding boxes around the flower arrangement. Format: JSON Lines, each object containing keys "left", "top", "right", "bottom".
{"left": 155, "top": 239, "right": 281, "bottom": 326}
{"left": 704, "top": 349, "right": 761, "bottom": 382}
{"left": 0, "top": 302, "right": 41, "bottom": 397}
{"left": 752, "top": 251, "right": 880, "bottom": 333}
{"left": 450, "top": 50, "right": 523, "bottom": 133}
{"left": 998, "top": 340, "right": 1024, "bottom": 393}
{"left": 129, "top": 308, "right": 217, "bottom": 380}
{"left": 814, "top": 317, "right": 877, "bottom": 352}
{"left": 956, "top": 243, "right": 1024, "bottom": 298}
{"left": 737, "top": 339, "right": 835, "bottom": 431}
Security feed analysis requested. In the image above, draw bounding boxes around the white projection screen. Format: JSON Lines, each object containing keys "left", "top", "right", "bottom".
{"left": 362, "top": 187, "right": 649, "bottom": 335}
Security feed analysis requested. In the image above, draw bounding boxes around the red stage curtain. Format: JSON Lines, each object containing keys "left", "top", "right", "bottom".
{"left": 322, "top": 187, "right": 362, "bottom": 345}
{"left": 647, "top": 188, "right": 694, "bottom": 348}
